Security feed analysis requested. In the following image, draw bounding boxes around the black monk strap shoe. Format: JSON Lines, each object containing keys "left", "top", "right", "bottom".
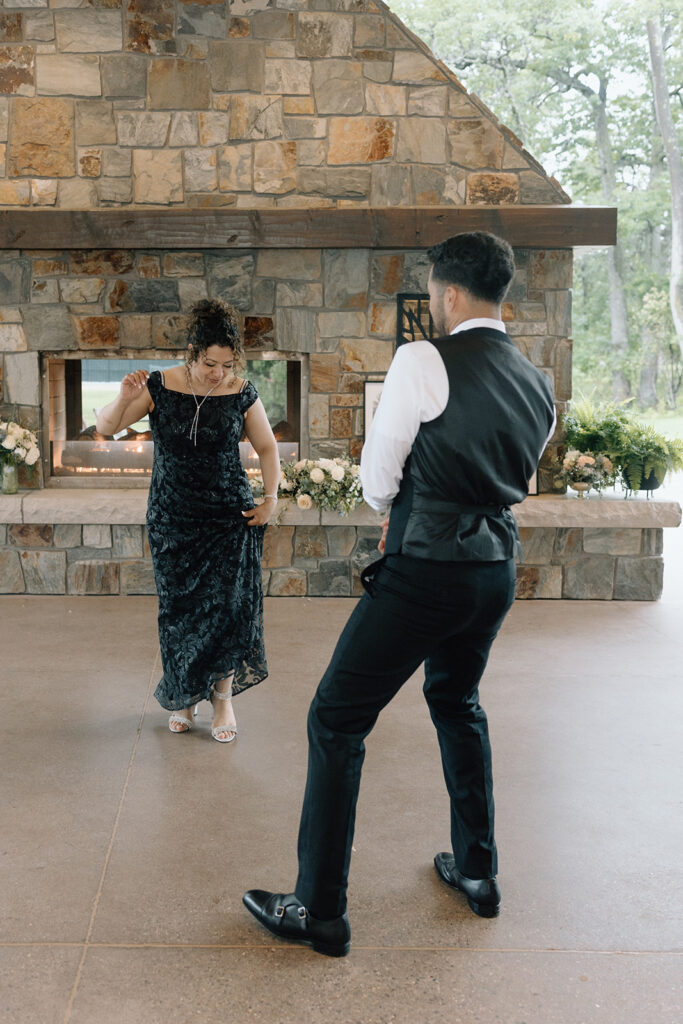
{"left": 242, "top": 890, "right": 351, "bottom": 957}
{"left": 433, "top": 852, "right": 501, "bottom": 918}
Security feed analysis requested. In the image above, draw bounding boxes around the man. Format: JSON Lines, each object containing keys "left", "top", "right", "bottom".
{"left": 243, "top": 232, "right": 556, "bottom": 957}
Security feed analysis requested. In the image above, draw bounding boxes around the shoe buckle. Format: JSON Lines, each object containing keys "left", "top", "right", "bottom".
{"left": 297, "top": 906, "right": 307, "bottom": 919}
{"left": 275, "top": 905, "right": 285, "bottom": 918}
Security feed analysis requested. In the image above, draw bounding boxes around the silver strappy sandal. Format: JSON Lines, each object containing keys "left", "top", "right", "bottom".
{"left": 168, "top": 705, "right": 198, "bottom": 733}
{"left": 210, "top": 688, "right": 237, "bottom": 744}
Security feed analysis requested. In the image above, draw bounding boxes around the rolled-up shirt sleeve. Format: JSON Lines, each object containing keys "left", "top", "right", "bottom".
{"left": 360, "top": 341, "right": 448, "bottom": 513}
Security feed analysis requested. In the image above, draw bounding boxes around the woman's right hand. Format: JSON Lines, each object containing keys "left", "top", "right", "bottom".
{"left": 120, "top": 370, "right": 150, "bottom": 403}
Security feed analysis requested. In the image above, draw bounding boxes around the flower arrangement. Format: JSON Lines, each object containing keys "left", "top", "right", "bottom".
{"left": 281, "top": 457, "right": 363, "bottom": 515}
{"left": 553, "top": 449, "right": 616, "bottom": 493}
{"left": 0, "top": 420, "right": 41, "bottom": 469}
{"left": 249, "top": 456, "right": 363, "bottom": 515}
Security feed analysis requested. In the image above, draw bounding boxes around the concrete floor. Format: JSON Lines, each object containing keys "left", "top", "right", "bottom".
{"left": 2, "top": 543, "right": 683, "bottom": 1022}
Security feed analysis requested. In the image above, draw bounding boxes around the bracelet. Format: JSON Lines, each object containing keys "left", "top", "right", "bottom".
{"left": 264, "top": 494, "right": 278, "bottom": 501}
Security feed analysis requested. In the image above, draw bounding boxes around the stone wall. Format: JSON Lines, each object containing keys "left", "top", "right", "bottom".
{"left": 516, "top": 526, "right": 664, "bottom": 601}
{"left": 0, "top": 517, "right": 666, "bottom": 601}
{"left": 2, "top": 491, "right": 677, "bottom": 599}
{"left": 0, "top": 242, "right": 571, "bottom": 488}
{"left": 0, "top": 0, "right": 567, "bottom": 211}
{"left": 0, "top": 0, "right": 572, "bottom": 491}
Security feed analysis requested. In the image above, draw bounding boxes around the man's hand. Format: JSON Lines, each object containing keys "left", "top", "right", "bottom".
{"left": 378, "top": 516, "right": 389, "bottom": 554}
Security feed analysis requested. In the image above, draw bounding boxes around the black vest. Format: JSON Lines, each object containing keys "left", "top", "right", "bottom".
{"left": 384, "top": 329, "right": 555, "bottom": 562}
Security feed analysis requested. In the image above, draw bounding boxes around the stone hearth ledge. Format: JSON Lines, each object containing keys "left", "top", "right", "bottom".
{"left": 0, "top": 491, "right": 680, "bottom": 529}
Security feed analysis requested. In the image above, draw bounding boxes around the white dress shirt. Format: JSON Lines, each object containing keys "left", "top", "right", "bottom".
{"left": 359, "top": 318, "right": 555, "bottom": 513}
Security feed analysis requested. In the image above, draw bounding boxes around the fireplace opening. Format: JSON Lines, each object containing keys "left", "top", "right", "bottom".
{"left": 47, "top": 356, "right": 301, "bottom": 482}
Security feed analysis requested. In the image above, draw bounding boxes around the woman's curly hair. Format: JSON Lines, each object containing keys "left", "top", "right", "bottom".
{"left": 186, "top": 299, "right": 244, "bottom": 366}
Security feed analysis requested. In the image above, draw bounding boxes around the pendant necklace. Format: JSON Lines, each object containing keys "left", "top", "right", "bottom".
{"left": 186, "top": 365, "right": 220, "bottom": 446}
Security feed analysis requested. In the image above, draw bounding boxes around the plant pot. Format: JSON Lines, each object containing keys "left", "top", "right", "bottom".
{"left": 1, "top": 461, "right": 18, "bottom": 494}
{"left": 569, "top": 481, "right": 591, "bottom": 498}
{"left": 624, "top": 469, "right": 663, "bottom": 493}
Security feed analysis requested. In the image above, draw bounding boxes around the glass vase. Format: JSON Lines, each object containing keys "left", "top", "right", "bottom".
{"left": 1, "top": 461, "right": 18, "bottom": 494}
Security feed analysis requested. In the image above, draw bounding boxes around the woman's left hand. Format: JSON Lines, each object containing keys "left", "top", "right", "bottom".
{"left": 242, "top": 498, "right": 277, "bottom": 527}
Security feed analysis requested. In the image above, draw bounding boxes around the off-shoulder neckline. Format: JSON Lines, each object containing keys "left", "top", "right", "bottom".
{"left": 156, "top": 369, "right": 250, "bottom": 398}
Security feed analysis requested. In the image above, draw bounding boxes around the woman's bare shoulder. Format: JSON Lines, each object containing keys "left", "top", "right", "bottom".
{"left": 163, "top": 364, "right": 186, "bottom": 390}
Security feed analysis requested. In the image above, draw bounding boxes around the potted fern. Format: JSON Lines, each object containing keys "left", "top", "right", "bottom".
{"left": 616, "top": 421, "right": 683, "bottom": 492}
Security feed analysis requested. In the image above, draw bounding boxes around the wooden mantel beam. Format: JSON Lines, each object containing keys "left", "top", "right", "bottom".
{"left": 0, "top": 206, "right": 616, "bottom": 250}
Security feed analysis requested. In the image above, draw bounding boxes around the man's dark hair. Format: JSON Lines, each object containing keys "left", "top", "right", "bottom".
{"left": 427, "top": 231, "right": 515, "bottom": 304}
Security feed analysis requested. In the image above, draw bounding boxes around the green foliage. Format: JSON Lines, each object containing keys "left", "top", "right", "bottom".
{"left": 561, "top": 396, "right": 683, "bottom": 488}
{"left": 563, "top": 397, "right": 633, "bottom": 456}
{"left": 392, "top": 0, "right": 683, "bottom": 409}
{"left": 618, "top": 421, "right": 683, "bottom": 488}
{"left": 245, "top": 359, "right": 288, "bottom": 426}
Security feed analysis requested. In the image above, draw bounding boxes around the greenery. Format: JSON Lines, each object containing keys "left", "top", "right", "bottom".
{"left": 618, "top": 420, "right": 683, "bottom": 489}
{"left": 245, "top": 359, "right": 288, "bottom": 427}
{"left": 83, "top": 358, "right": 289, "bottom": 434}
{"left": 392, "top": 0, "right": 683, "bottom": 411}
{"left": 562, "top": 397, "right": 633, "bottom": 455}
{"left": 561, "top": 397, "right": 683, "bottom": 489}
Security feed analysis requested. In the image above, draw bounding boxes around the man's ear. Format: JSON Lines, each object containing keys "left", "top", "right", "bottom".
{"left": 443, "top": 284, "right": 459, "bottom": 316}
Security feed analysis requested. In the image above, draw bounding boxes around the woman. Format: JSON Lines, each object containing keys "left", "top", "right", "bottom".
{"left": 97, "top": 300, "right": 279, "bottom": 743}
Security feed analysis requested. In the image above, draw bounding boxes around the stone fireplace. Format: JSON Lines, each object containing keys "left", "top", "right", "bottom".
{"left": 0, "top": 0, "right": 677, "bottom": 599}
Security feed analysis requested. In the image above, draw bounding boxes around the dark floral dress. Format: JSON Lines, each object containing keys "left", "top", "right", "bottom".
{"left": 146, "top": 370, "right": 267, "bottom": 712}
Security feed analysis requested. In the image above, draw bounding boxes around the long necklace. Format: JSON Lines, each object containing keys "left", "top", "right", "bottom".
{"left": 186, "top": 365, "right": 220, "bottom": 446}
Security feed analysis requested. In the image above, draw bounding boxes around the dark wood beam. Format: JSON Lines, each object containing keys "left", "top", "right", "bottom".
{"left": 0, "top": 206, "right": 616, "bottom": 250}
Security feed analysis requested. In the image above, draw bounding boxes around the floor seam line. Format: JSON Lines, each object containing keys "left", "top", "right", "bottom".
{"left": 61, "top": 648, "right": 159, "bottom": 1024}
{"left": 6, "top": 940, "right": 677, "bottom": 954}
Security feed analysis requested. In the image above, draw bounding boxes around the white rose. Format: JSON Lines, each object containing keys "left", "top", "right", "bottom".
{"left": 280, "top": 479, "right": 292, "bottom": 491}
{"left": 318, "top": 458, "right": 335, "bottom": 472}
{"left": 2, "top": 436, "right": 17, "bottom": 451}
{"left": 350, "top": 464, "right": 361, "bottom": 477}
{"left": 297, "top": 493, "right": 313, "bottom": 510}
{"left": 294, "top": 459, "right": 307, "bottom": 471}
{"left": 310, "top": 467, "right": 325, "bottom": 484}
{"left": 330, "top": 465, "right": 345, "bottom": 481}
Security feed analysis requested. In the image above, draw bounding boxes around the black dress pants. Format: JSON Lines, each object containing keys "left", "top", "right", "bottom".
{"left": 294, "top": 553, "right": 517, "bottom": 920}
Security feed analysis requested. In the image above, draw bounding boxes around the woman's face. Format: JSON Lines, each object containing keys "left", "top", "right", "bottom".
{"left": 188, "top": 344, "right": 235, "bottom": 389}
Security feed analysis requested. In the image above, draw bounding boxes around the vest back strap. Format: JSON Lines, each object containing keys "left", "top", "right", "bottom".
{"left": 411, "top": 497, "right": 511, "bottom": 516}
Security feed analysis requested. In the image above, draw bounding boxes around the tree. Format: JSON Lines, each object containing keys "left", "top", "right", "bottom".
{"left": 391, "top": 0, "right": 681, "bottom": 407}
{"left": 647, "top": 13, "right": 683, "bottom": 353}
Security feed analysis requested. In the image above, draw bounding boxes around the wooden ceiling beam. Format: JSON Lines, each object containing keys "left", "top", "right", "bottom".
{"left": 0, "top": 206, "right": 616, "bottom": 250}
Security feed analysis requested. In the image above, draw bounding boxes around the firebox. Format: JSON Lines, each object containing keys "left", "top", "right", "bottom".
{"left": 46, "top": 355, "right": 301, "bottom": 485}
